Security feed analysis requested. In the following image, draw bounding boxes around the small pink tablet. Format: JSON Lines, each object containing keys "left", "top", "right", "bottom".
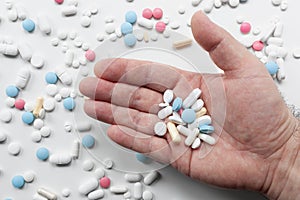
{"left": 155, "top": 22, "right": 166, "bottom": 33}
{"left": 153, "top": 8, "right": 163, "bottom": 20}
{"left": 252, "top": 41, "right": 264, "bottom": 51}
{"left": 15, "top": 99, "right": 25, "bottom": 110}
{"left": 142, "top": 8, "right": 153, "bottom": 19}
{"left": 55, "top": 0, "right": 64, "bottom": 4}
{"left": 240, "top": 22, "right": 251, "bottom": 34}
{"left": 85, "top": 50, "right": 96, "bottom": 62}
{"left": 100, "top": 177, "right": 111, "bottom": 189}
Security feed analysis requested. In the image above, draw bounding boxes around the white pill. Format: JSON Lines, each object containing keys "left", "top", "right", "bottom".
{"left": 229, "top": 0, "right": 239, "bottom": 7}
{"left": 154, "top": 122, "right": 167, "bottom": 137}
{"left": 40, "top": 126, "right": 51, "bottom": 137}
{"left": 183, "top": 88, "right": 201, "bottom": 109}
{"left": 62, "top": 5, "right": 77, "bottom": 16}
{"left": 203, "top": 0, "right": 214, "bottom": 13}
{"left": 79, "top": 178, "right": 99, "bottom": 195}
{"left": 61, "top": 188, "right": 71, "bottom": 197}
{"left": 46, "top": 84, "right": 58, "bottom": 97}
{"left": 163, "top": 89, "right": 173, "bottom": 103}
{"left": 267, "top": 37, "right": 283, "bottom": 46}
{"left": 272, "top": 0, "right": 282, "bottom": 6}
{"left": 79, "top": 56, "right": 87, "bottom": 66}
{"left": 138, "top": 18, "right": 154, "bottom": 29}
{"left": 260, "top": 23, "right": 276, "bottom": 42}
{"left": 192, "top": 0, "right": 202, "bottom": 6}
{"left": 280, "top": 0, "right": 288, "bottom": 11}
{"left": 105, "top": 23, "right": 115, "bottom": 34}
{"left": 168, "top": 113, "right": 185, "bottom": 125}
{"left": 189, "top": 115, "right": 212, "bottom": 130}
{"left": 8, "top": 8, "right": 18, "bottom": 22}
{"left": 96, "top": 33, "right": 106, "bottom": 42}
{"left": 214, "top": 0, "right": 222, "bottom": 8}
{"left": 70, "top": 90, "right": 77, "bottom": 98}
{"left": 115, "top": 27, "right": 122, "bottom": 38}
{"left": 178, "top": 6, "right": 185, "bottom": 14}
{"left": 159, "top": 102, "right": 169, "bottom": 108}
{"left": 82, "top": 9, "right": 92, "bottom": 17}
{"left": 170, "top": 21, "right": 180, "bottom": 30}
{"left": 185, "top": 129, "right": 199, "bottom": 146}
{"left": 59, "top": 87, "right": 71, "bottom": 98}
{"left": 24, "top": 101, "right": 34, "bottom": 112}
{"left": 18, "top": 43, "right": 33, "bottom": 61}
{"left": 37, "top": 188, "right": 57, "bottom": 200}
{"left": 125, "top": 173, "right": 143, "bottom": 183}
{"left": 158, "top": 106, "right": 173, "bottom": 120}
{"left": 8, "top": 142, "right": 21, "bottom": 155}
{"left": 54, "top": 94, "right": 62, "bottom": 102}
{"left": 76, "top": 122, "right": 92, "bottom": 132}
{"left": 37, "top": 15, "right": 51, "bottom": 35}
{"left": 64, "top": 50, "right": 74, "bottom": 66}
{"left": 95, "top": 168, "right": 105, "bottom": 179}
{"left": 265, "top": 45, "right": 288, "bottom": 58}
{"left": 33, "top": 119, "right": 44, "bottom": 130}
{"left": 177, "top": 125, "right": 192, "bottom": 137}
{"left": 252, "top": 27, "right": 261, "bottom": 35}
{"left": 109, "top": 33, "right": 117, "bottom": 41}
{"left": 31, "top": 54, "right": 44, "bottom": 69}
{"left": 5, "top": 0, "right": 13, "bottom": 10}
{"left": 134, "top": 30, "right": 144, "bottom": 41}
{"left": 88, "top": 189, "right": 104, "bottom": 200}
{"left": 0, "top": 44, "right": 19, "bottom": 56}
{"left": 276, "top": 58, "right": 286, "bottom": 81}
{"left": 133, "top": 182, "right": 143, "bottom": 199}
{"left": 105, "top": 16, "right": 114, "bottom": 23}
{"left": 124, "top": 191, "right": 131, "bottom": 199}
{"left": 104, "top": 159, "right": 114, "bottom": 169}
{"left": 273, "top": 22, "right": 284, "bottom": 37}
{"left": 191, "top": 137, "right": 201, "bottom": 149}
{"left": 15, "top": 68, "right": 31, "bottom": 90}
{"left": 69, "top": 31, "right": 77, "bottom": 40}
{"left": 24, "top": 171, "right": 35, "bottom": 183}
{"left": 68, "top": 0, "right": 78, "bottom": 6}
{"left": 199, "top": 134, "right": 216, "bottom": 145}
{"left": 293, "top": 48, "right": 300, "bottom": 58}
{"left": 191, "top": 99, "right": 204, "bottom": 111}
{"left": 255, "top": 51, "right": 264, "bottom": 59}
{"left": 43, "top": 98, "right": 56, "bottom": 112}
{"left": 162, "top": 17, "right": 170, "bottom": 25}
{"left": 55, "top": 67, "right": 72, "bottom": 85}
{"left": 31, "top": 131, "right": 42, "bottom": 143}
{"left": 71, "top": 140, "right": 80, "bottom": 159}
{"left": 49, "top": 153, "right": 72, "bottom": 165}
{"left": 64, "top": 122, "right": 72, "bottom": 132}
{"left": 81, "top": 16, "right": 91, "bottom": 27}
{"left": 0, "top": 110, "right": 12, "bottom": 123}
{"left": 143, "top": 191, "right": 153, "bottom": 200}
{"left": 72, "top": 60, "right": 80, "bottom": 69}
{"left": 110, "top": 186, "right": 128, "bottom": 194}
{"left": 15, "top": 4, "right": 27, "bottom": 20}
{"left": 144, "top": 171, "right": 159, "bottom": 185}
{"left": 0, "top": 129, "right": 7, "bottom": 142}
{"left": 33, "top": 193, "right": 48, "bottom": 200}
{"left": 6, "top": 97, "right": 15, "bottom": 108}
{"left": 83, "top": 160, "right": 94, "bottom": 171}
{"left": 51, "top": 38, "right": 59, "bottom": 46}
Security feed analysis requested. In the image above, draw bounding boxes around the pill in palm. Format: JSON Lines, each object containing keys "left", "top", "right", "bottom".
{"left": 154, "top": 121, "right": 167, "bottom": 136}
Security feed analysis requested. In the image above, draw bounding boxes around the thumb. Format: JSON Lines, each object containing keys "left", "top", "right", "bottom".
{"left": 191, "top": 11, "right": 264, "bottom": 75}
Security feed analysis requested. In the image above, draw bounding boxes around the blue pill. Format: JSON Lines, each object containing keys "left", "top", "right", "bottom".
{"left": 12, "top": 175, "right": 25, "bottom": 189}
{"left": 136, "top": 153, "right": 151, "bottom": 163}
{"left": 36, "top": 147, "right": 50, "bottom": 161}
{"left": 124, "top": 34, "right": 137, "bottom": 47}
{"left": 22, "top": 19, "right": 35, "bottom": 32}
{"left": 240, "top": 0, "right": 248, "bottom": 3}
{"left": 22, "top": 112, "right": 35, "bottom": 125}
{"left": 82, "top": 135, "right": 95, "bottom": 148}
{"left": 63, "top": 97, "right": 76, "bottom": 111}
{"left": 125, "top": 11, "right": 137, "bottom": 24}
{"left": 121, "top": 22, "right": 133, "bottom": 35}
{"left": 265, "top": 61, "right": 279, "bottom": 75}
{"left": 6, "top": 85, "right": 19, "bottom": 98}
{"left": 199, "top": 125, "right": 215, "bottom": 134}
{"left": 45, "top": 72, "right": 58, "bottom": 84}
{"left": 181, "top": 109, "right": 196, "bottom": 124}
{"left": 172, "top": 97, "right": 183, "bottom": 111}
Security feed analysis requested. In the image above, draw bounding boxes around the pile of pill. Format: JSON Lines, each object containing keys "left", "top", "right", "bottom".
{"left": 154, "top": 88, "right": 216, "bottom": 149}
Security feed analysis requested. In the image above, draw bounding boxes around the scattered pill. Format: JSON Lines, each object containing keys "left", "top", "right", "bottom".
{"left": 169, "top": 113, "right": 185, "bottom": 125}
{"left": 64, "top": 121, "right": 72, "bottom": 132}
{"left": 88, "top": 189, "right": 105, "bottom": 200}
{"left": 105, "top": 23, "right": 116, "bottom": 34}
{"left": 37, "top": 188, "right": 57, "bottom": 200}
{"left": 192, "top": 0, "right": 202, "bottom": 6}
{"left": 85, "top": 49, "right": 96, "bottom": 62}
{"left": 181, "top": 109, "right": 196, "bottom": 123}
{"left": 144, "top": 171, "right": 159, "bottom": 185}
{"left": 240, "top": 22, "right": 251, "bottom": 34}
{"left": 155, "top": 21, "right": 166, "bottom": 33}
{"left": 33, "top": 119, "right": 44, "bottom": 130}
{"left": 124, "top": 173, "right": 143, "bottom": 183}
{"left": 40, "top": 126, "right": 51, "bottom": 137}
{"left": 153, "top": 8, "right": 163, "bottom": 19}
{"left": 0, "top": 130, "right": 7, "bottom": 143}
{"left": 133, "top": 182, "right": 143, "bottom": 199}
{"left": 125, "top": 11, "right": 137, "bottom": 24}
{"left": 124, "top": 33, "right": 137, "bottom": 47}
{"left": 55, "top": 0, "right": 64, "bottom": 4}
{"left": 154, "top": 121, "right": 167, "bottom": 136}
{"left": 6, "top": 85, "right": 19, "bottom": 98}
{"left": 55, "top": 67, "right": 72, "bottom": 85}
{"left": 8, "top": 142, "right": 21, "bottom": 155}
{"left": 8, "top": 8, "right": 18, "bottom": 22}
{"left": 62, "top": 5, "right": 77, "bottom": 16}
{"left": 49, "top": 153, "right": 72, "bottom": 165}
{"left": 104, "top": 159, "right": 114, "bottom": 169}
{"left": 23, "top": 171, "right": 35, "bottom": 183}
{"left": 172, "top": 97, "right": 182, "bottom": 111}
{"left": 43, "top": 98, "right": 56, "bottom": 112}
{"left": 14, "top": 99, "right": 25, "bottom": 110}
{"left": 22, "top": 112, "right": 35, "bottom": 125}
{"left": 121, "top": 22, "right": 133, "bottom": 35}
{"left": 76, "top": 122, "right": 92, "bottom": 132}
{"left": 100, "top": 176, "right": 111, "bottom": 188}
{"left": 46, "top": 84, "right": 58, "bottom": 97}
{"left": 12, "top": 175, "right": 25, "bottom": 189}
{"left": 191, "top": 137, "right": 201, "bottom": 149}
{"left": 185, "top": 129, "right": 199, "bottom": 146}
{"left": 265, "top": 61, "right": 279, "bottom": 75}
{"left": 83, "top": 159, "right": 94, "bottom": 171}
{"left": 6, "top": 97, "right": 16, "bottom": 108}
{"left": 203, "top": 0, "right": 214, "bottom": 13}
{"left": 37, "top": 15, "right": 52, "bottom": 35}
{"left": 124, "top": 191, "right": 131, "bottom": 199}
{"left": 31, "top": 131, "right": 42, "bottom": 143}
{"left": 36, "top": 147, "right": 50, "bottom": 161}
{"left": 22, "top": 19, "right": 35, "bottom": 32}
{"left": 59, "top": 87, "right": 71, "bottom": 98}
{"left": 170, "top": 21, "right": 180, "bottom": 30}
{"left": 293, "top": 48, "right": 300, "bottom": 59}
{"left": 51, "top": 38, "right": 59, "bottom": 46}
{"left": 138, "top": 18, "right": 154, "bottom": 29}
{"left": 199, "top": 124, "right": 215, "bottom": 134}
{"left": 61, "top": 188, "right": 71, "bottom": 197}
{"left": 33, "top": 97, "right": 44, "bottom": 117}
{"left": 63, "top": 97, "right": 75, "bottom": 111}
{"left": 71, "top": 140, "right": 80, "bottom": 159}
{"left": 158, "top": 106, "right": 173, "bottom": 120}
{"left": 109, "top": 33, "right": 118, "bottom": 41}
{"left": 142, "top": 8, "right": 152, "bottom": 19}
{"left": 18, "top": 43, "right": 33, "bottom": 61}
{"left": 252, "top": 41, "right": 264, "bottom": 51}
{"left": 110, "top": 186, "right": 128, "bottom": 194}
{"left": 82, "top": 134, "right": 95, "bottom": 148}
{"left": 80, "top": 15, "right": 91, "bottom": 28}
{"left": 191, "top": 99, "right": 204, "bottom": 112}
{"left": 199, "top": 133, "right": 216, "bottom": 145}
{"left": 136, "top": 153, "right": 150, "bottom": 163}
{"left": 173, "top": 38, "right": 193, "bottom": 49}
{"left": 95, "top": 168, "right": 105, "bottom": 179}
{"left": 45, "top": 72, "right": 58, "bottom": 84}
{"left": 191, "top": 115, "right": 212, "bottom": 130}
{"left": 31, "top": 54, "right": 44, "bottom": 69}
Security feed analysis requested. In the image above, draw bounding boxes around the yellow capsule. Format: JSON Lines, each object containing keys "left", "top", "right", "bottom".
{"left": 196, "top": 107, "right": 207, "bottom": 118}
{"left": 167, "top": 122, "right": 181, "bottom": 144}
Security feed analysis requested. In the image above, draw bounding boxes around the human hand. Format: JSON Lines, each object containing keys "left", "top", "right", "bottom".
{"left": 80, "top": 11, "right": 300, "bottom": 199}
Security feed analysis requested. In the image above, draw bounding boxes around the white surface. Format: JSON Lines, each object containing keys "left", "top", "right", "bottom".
{"left": 1, "top": 0, "right": 300, "bottom": 199}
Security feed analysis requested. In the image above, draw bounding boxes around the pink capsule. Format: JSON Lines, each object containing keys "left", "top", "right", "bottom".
{"left": 85, "top": 50, "right": 96, "bottom": 62}
{"left": 55, "top": 0, "right": 64, "bottom": 4}
{"left": 252, "top": 41, "right": 264, "bottom": 51}
{"left": 15, "top": 99, "right": 25, "bottom": 110}
{"left": 142, "top": 8, "right": 153, "bottom": 19}
{"left": 240, "top": 22, "right": 251, "bottom": 34}
{"left": 155, "top": 22, "right": 166, "bottom": 33}
{"left": 153, "top": 8, "right": 163, "bottom": 20}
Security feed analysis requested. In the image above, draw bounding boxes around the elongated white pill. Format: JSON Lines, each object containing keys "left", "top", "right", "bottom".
{"left": 49, "top": 153, "right": 72, "bottom": 165}
{"left": 37, "top": 188, "right": 57, "bottom": 200}
{"left": 33, "top": 194, "right": 48, "bottom": 200}
{"left": 191, "top": 137, "right": 201, "bottom": 149}
{"left": 79, "top": 178, "right": 99, "bottom": 195}
{"left": 191, "top": 99, "right": 204, "bottom": 111}
{"left": 124, "top": 173, "right": 143, "bottom": 183}
{"left": 183, "top": 88, "right": 201, "bottom": 109}
{"left": 199, "top": 134, "right": 216, "bottom": 145}
{"left": 138, "top": 18, "right": 154, "bottom": 29}
{"left": 185, "top": 129, "right": 199, "bottom": 146}
{"left": 18, "top": 42, "right": 33, "bottom": 61}
{"left": 273, "top": 22, "right": 283, "bottom": 37}
{"left": 8, "top": 8, "right": 18, "bottom": 22}
{"left": 38, "top": 15, "right": 52, "bottom": 35}
{"left": 15, "top": 68, "right": 31, "bottom": 89}
{"left": 62, "top": 6, "right": 77, "bottom": 16}
{"left": 15, "top": 4, "right": 27, "bottom": 20}
{"left": 88, "top": 189, "right": 104, "bottom": 200}
{"left": 133, "top": 182, "right": 143, "bottom": 199}
{"left": 158, "top": 106, "right": 172, "bottom": 120}
{"left": 177, "top": 125, "right": 192, "bottom": 137}
{"left": 260, "top": 23, "right": 276, "bottom": 42}
{"left": 65, "top": 50, "right": 74, "bottom": 66}
{"left": 192, "top": 0, "right": 202, "bottom": 6}
{"left": 0, "top": 44, "right": 18, "bottom": 56}
{"left": 267, "top": 37, "right": 283, "bottom": 46}
{"left": 144, "top": 171, "right": 159, "bottom": 185}
{"left": 76, "top": 122, "right": 92, "bottom": 132}
{"left": 188, "top": 115, "right": 212, "bottom": 130}
{"left": 110, "top": 186, "right": 128, "bottom": 194}
{"left": 229, "top": 0, "right": 239, "bottom": 7}
{"left": 168, "top": 113, "right": 185, "bottom": 125}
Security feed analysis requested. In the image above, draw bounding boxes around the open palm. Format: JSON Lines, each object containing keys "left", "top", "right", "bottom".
{"left": 80, "top": 11, "right": 299, "bottom": 194}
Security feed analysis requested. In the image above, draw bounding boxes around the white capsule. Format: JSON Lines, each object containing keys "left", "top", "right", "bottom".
{"left": 37, "top": 188, "right": 57, "bottom": 200}
{"left": 159, "top": 102, "right": 169, "bottom": 108}
{"left": 191, "top": 99, "right": 204, "bottom": 111}
{"left": 78, "top": 178, "right": 99, "bottom": 195}
{"left": 276, "top": 58, "right": 286, "bottom": 81}
{"left": 228, "top": 0, "right": 239, "bottom": 7}
{"left": 163, "top": 89, "right": 174, "bottom": 103}
{"left": 273, "top": 22, "right": 284, "bottom": 37}
{"left": 64, "top": 50, "right": 74, "bottom": 67}
{"left": 138, "top": 18, "right": 154, "bottom": 29}
{"left": 115, "top": 27, "right": 122, "bottom": 38}
{"left": 110, "top": 186, "right": 128, "bottom": 194}
{"left": 49, "top": 153, "right": 72, "bottom": 165}
{"left": 185, "top": 129, "right": 199, "bottom": 146}
{"left": 154, "top": 122, "right": 167, "bottom": 137}
{"left": 144, "top": 171, "right": 159, "bottom": 185}
{"left": 203, "top": 0, "right": 214, "bottom": 13}
{"left": 260, "top": 23, "right": 276, "bottom": 42}
{"left": 199, "top": 134, "right": 216, "bottom": 145}
{"left": 33, "top": 194, "right": 47, "bottom": 200}
{"left": 18, "top": 42, "right": 33, "bottom": 61}
{"left": 62, "top": 5, "right": 77, "bottom": 16}
{"left": 177, "top": 125, "right": 192, "bottom": 137}
{"left": 0, "top": 110, "right": 12, "bottom": 123}
{"left": 75, "top": 122, "right": 92, "bottom": 132}
{"left": 191, "top": 137, "right": 201, "bottom": 149}
{"left": 37, "top": 15, "right": 52, "bottom": 35}
{"left": 192, "top": 0, "right": 202, "bottom": 6}
{"left": 88, "top": 189, "right": 104, "bottom": 200}
{"left": 0, "top": 44, "right": 18, "bottom": 56}
{"left": 61, "top": 188, "right": 71, "bottom": 197}
{"left": 71, "top": 140, "right": 80, "bottom": 159}
{"left": 183, "top": 88, "right": 201, "bottom": 109}
{"left": 133, "top": 182, "right": 143, "bottom": 199}
{"left": 158, "top": 106, "right": 173, "bottom": 120}
{"left": 124, "top": 173, "right": 143, "bottom": 183}
{"left": 267, "top": 37, "right": 283, "bottom": 46}
{"left": 7, "top": 8, "right": 18, "bottom": 22}
{"left": 188, "top": 115, "right": 212, "bottom": 130}
{"left": 124, "top": 191, "right": 131, "bottom": 199}
{"left": 55, "top": 67, "right": 72, "bottom": 85}
{"left": 15, "top": 68, "right": 31, "bottom": 89}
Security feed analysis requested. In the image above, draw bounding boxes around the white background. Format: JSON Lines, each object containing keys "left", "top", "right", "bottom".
{"left": 0, "top": 0, "right": 299, "bottom": 199}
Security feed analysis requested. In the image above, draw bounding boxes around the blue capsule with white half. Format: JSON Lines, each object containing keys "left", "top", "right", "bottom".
{"left": 199, "top": 124, "right": 214, "bottom": 134}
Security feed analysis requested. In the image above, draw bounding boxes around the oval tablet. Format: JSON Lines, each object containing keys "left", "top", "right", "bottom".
{"left": 183, "top": 88, "right": 201, "bottom": 109}
{"left": 163, "top": 89, "right": 174, "bottom": 103}
{"left": 124, "top": 173, "right": 143, "bottom": 183}
{"left": 158, "top": 106, "right": 172, "bottom": 120}
{"left": 88, "top": 189, "right": 104, "bottom": 200}
{"left": 79, "top": 178, "right": 99, "bottom": 195}
{"left": 144, "top": 171, "right": 159, "bottom": 185}
{"left": 199, "top": 134, "right": 216, "bottom": 145}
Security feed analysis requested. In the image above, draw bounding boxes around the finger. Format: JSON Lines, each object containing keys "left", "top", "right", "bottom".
{"left": 107, "top": 125, "right": 171, "bottom": 163}
{"left": 84, "top": 99, "right": 160, "bottom": 135}
{"left": 93, "top": 58, "right": 197, "bottom": 97}
{"left": 191, "top": 11, "right": 266, "bottom": 75}
{"left": 80, "top": 77, "right": 162, "bottom": 114}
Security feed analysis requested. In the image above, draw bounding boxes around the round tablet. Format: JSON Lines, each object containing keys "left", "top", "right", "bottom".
{"left": 31, "top": 131, "right": 42, "bottom": 143}
{"left": 22, "top": 112, "right": 35, "bottom": 125}
{"left": 95, "top": 168, "right": 105, "bottom": 179}
{"left": 23, "top": 171, "right": 35, "bottom": 183}
{"left": 124, "top": 34, "right": 137, "bottom": 47}
{"left": 33, "top": 119, "right": 44, "bottom": 130}
{"left": 12, "top": 175, "right": 25, "bottom": 189}
{"left": 240, "top": 22, "right": 251, "bottom": 34}
{"left": 121, "top": 22, "right": 133, "bottom": 35}
{"left": 8, "top": 142, "right": 21, "bottom": 155}
{"left": 46, "top": 84, "right": 58, "bottom": 97}
{"left": 265, "top": 61, "right": 279, "bottom": 75}
{"left": 181, "top": 109, "right": 196, "bottom": 124}
{"left": 59, "top": 87, "right": 70, "bottom": 98}
{"left": 62, "top": 188, "right": 71, "bottom": 197}
{"left": 154, "top": 122, "right": 167, "bottom": 136}
{"left": 0, "top": 110, "right": 12, "bottom": 123}
{"left": 85, "top": 49, "right": 96, "bottom": 62}
{"left": 15, "top": 99, "right": 25, "bottom": 110}
{"left": 153, "top": 8, "right": 163, "bottom": 20}
{"left": 155, "top": 21, "right": 166, "bottom": 33}
{"left": 252, "top": 41, "right": 264, "bottom": 51}
{"left": 100, "top": 177, "right": 111, "bottom": 188}
{"left": 63, "top": 97, "right": 76, "bottom": 111}
{"left": 80, "top": 16, "right": 91, "bottom": 27}
{"left": 0, "top": 130, "right": 7, "bottom": 143}
{"left": 24, "top": 101, "right": 35, "bottom": 112}
{"left": 55, "top": 0, "right": 64, "bottom": 4}
{"left": 6, "top": 97, "right": 16, "bottom": 108}
{"left": 143, "top": 191, "right": 153, "bottom": 200}
{"left": 125, "top": 11, "right": 137, "bottom": 24}
{"left": 82, "top": 160, "right": 94, "bottom": 171}
{"left": 142, "top": 8, "right": 153, "bottom": 19}
{"left": 6, "top": 85, "right": 19, "bottom": 98}
{"left": 82, "top": 135, "right": 95, "bottom": 148}
{"left": 36, "top": 147, "right": 49, "bottom": 161}
{"left": 31, "top": 54, "right": 44, "bottom": 69}
{"left": 43, "top": 98, "right": 56, "bottom": 112}
{"left": 103, "top": 159, "right": 114, "bottom": 169}
{"left": 163, "top": 89, "right": 174, "bottom": 103}
{"left": 45, "top": 72, "right": 58, "bottom": 84}
{"left": 40, "top": 126, "right": 51, "bottom": 137}
{"left": 172, "top": 97, "right": 182, "bottom": 111}
{"left": 22, "top": 19, "right": 35, "bottom": 32}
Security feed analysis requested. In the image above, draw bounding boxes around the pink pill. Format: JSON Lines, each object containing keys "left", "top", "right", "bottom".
{"left": 178, "top": 108, "right": 184, "bottom": 116}
{"left": 142, "top": 8, "right": 153, "bottom": 19}
{"left": 240, "top": 22, "right": 251, "bottom": 34}
{"left": 85, "top": 50, "right": 96, "bottom": 62}
{"left": 54, "top": 0, "right": 64, "bottom": 4}
{"left": 155, "top": 22, "right": 166, "bottom": 33}
{"left": 252, "top": 41, "right": 264, "bottom": 51}
{"left": 15, "top": 99, "right": 25, "bottom": 110}
{"left": 100, "top": 177, "right": 111, "bottom": 189}
{"left": 153, "top": 8, "right": 163, "bottom": 20}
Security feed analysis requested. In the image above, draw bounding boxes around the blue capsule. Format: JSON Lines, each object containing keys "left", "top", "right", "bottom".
{"left": 199, "top": 124, "right": 215, "bottom": 134}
